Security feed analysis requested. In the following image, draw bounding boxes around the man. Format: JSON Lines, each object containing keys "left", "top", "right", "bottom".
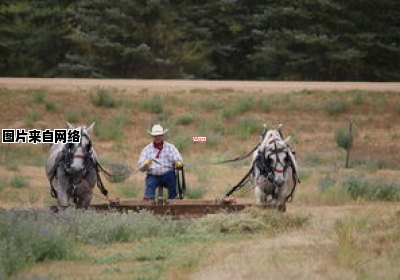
{"left": 138, "top": 124, "right": 183, "bottom": 200}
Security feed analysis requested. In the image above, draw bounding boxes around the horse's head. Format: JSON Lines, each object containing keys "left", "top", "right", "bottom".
{"left": 65, "top": 122, "right": 95, "bottom": 175}
{"left": 258, "top": 127, "right": 296, "bottom": 187}
{"left": 264, "top": 138, "right": 290, "bottom": 187}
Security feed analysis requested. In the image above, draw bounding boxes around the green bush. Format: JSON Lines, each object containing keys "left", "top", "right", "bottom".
{"left": 335, "top": 127, "right": 353, "bottom": 150}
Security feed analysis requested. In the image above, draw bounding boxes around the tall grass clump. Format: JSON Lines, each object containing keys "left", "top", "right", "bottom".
{"left": 176, "top": 114, "right": 195, "bottom": 125}
{"left": 90, "top": 88, "right": 117, "bottom": 107}
{"left": 10, "top": 175, "right": 29, "bottom": 188}
{"left": 342, "top": 175, "right": 400, "bottom": 201}
{"left": 44, "top": 100, "right": 58, "bottom": 112}
{"left": 140, "top": 96, "right": 164, "bottom": 114}
{"left": 325, "top": 99, "right": 349, "bottom": 116}
{"left": 31, "top": 88, "right": 46, "bottom": 103}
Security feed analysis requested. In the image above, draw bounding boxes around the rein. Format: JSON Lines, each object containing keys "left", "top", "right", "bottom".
{"left": 213, "top": 144, "right": 259, "bottom": 164}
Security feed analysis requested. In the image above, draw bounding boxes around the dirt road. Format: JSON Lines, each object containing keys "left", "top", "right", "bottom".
{"left": 1, "top": 78, "right": 399, "bottom": 92}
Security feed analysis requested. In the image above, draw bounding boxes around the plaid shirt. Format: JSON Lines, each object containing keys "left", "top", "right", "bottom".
{"left": 138, "top": 141, "right": 183, "bottom": 175}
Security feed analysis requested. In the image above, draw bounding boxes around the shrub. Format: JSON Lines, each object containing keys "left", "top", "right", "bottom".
{"left": 335, "top": 127, "right": 353, "bottom": 150}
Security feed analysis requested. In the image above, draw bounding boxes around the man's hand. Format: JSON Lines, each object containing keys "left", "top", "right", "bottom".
{"left": 144, "top": 159, "right": 152, "bottom": 167}
{"left": 175, "top": 160, "right": 183, "bottom": 169}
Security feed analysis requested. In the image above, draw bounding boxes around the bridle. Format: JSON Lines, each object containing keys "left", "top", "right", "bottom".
{"left": 60, "top": 130, "right": 95, "bottom": 201}
{"left": 262, "top": 141, "right": 290, "bottom": 184}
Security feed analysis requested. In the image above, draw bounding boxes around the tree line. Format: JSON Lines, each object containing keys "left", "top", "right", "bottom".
{"left": 1, "top": 0, "right": 399, "bottom": 81}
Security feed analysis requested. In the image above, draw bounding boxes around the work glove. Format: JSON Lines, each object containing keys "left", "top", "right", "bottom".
{"left": 175, "top": 160, "right": 183, "bottom": 169}
{"left": 144, "top": 159, "right": 152, "bottom": 167}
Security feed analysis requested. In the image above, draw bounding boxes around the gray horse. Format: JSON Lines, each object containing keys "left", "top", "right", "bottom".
{"left": 250, "top": 126, "right": 299, "bottom": 212}
{"left": 45, "top": 122, "right": 103, "bottom": 208}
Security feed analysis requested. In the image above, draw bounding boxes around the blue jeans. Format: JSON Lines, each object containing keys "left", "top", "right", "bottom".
{"left": 145, "top": 170, "right": 177, "bottom": 199}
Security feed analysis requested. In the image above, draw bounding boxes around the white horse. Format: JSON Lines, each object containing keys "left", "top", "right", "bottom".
{"left": 45, "top": 122, "right": 102, "bottom": 208}
{"left": 250, "top": 125, "right": 299, "bottom": 211}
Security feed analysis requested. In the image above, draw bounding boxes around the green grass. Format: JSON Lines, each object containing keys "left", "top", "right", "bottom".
{"left": 351, "top": 157, "right": 399, "bottom": 171}
{"left": 234, "top": 117, "right": 259, "bottom": 140}
{"left": 0, "top": 206, "right": 308, "bottom": 278}
{"left": 342, "top": 175, "right": 400, "bottom": 201}
{"left": 10, "top": 175, "right": 29, "bottom": 189}
{"left": 0, "top": 210, "right": 75, "bottom": 277}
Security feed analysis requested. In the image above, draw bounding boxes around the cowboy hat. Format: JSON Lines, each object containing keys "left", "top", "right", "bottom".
{"left": 147, "top": 124, "right": 168, "bottom": 136}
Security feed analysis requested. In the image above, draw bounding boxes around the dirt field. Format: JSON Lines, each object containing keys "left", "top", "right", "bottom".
{"left": 1, "top": 78, "right": 400, "bottom": 92}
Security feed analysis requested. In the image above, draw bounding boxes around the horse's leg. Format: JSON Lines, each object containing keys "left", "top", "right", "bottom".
{"left": 76, "top": 179, "right": 94, "bottom": 207}
{"left": 255, "top": 186, "right": 267, "bottom": 204}
{"left": 56, "top": 167, "right": 71, "bottom": 207}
